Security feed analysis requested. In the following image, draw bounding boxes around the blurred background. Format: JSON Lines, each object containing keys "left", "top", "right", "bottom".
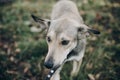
{"left": 0, "top": 0, "right": 120, "bottom": 80}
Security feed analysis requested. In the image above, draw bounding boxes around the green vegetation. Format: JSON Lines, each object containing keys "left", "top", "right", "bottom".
{"left": 0, "top": 0, "right": 120, "bottom": 80}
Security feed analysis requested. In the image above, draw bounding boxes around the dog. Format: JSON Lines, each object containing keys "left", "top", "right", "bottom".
{"left": 31, "top": 0, "right": 100, "bottom": 80}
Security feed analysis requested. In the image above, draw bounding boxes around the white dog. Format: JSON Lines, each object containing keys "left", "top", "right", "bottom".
{"left": 31, "top": 0, "right": 100, "bottom": 80}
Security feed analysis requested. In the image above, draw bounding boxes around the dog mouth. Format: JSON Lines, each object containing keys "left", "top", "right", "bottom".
{"left": 45, "top": 65, "right": 60, "bottom": 80}
{"left": 45, "top": 58, "right": 67, "bottom": 80}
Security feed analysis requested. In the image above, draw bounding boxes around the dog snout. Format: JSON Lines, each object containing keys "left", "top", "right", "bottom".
{"left": 44, "top": 58, "right": 54, "bottom": 69}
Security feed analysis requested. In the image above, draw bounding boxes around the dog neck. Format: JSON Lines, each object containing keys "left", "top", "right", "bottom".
{"left": 67, "top": 38, "right": 86, "bottom": 60}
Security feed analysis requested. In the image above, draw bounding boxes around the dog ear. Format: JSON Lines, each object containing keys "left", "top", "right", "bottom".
{"left": 31, "top": 14, "right": 50, "bottom": 30}
{"left": 88, "top": 29, "right": 100, "bottom": 34}
{"left": 78, "top": 24, "right": 100, "bottom": 35}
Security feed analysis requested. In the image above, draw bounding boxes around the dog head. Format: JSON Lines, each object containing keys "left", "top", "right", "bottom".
{"left": 31, "top": 14, "right": 100, "bottom": 69}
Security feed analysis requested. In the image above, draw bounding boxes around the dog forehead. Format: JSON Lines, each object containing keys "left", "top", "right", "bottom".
{"left": 48, "top": 19, "right": 78, "bottom": 37}
{"left": 47, "top": 30, "right": 77, "bottom": 40}
{"left": 53, "top": 18, "right": 79, "bottom": 27}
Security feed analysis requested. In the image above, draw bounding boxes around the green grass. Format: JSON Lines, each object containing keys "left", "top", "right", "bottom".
{"left": 0, "top": 0, "right": 120, "bottom": 80}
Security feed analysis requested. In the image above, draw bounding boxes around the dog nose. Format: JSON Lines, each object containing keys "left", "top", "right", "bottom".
{"left": 44, "top": 58, "right": 54, "bottom": 69}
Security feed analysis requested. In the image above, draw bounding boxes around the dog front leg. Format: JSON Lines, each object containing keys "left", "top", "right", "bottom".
{"left": 50, "top": 66, "right": 62, "bottom": 80}
{"left": 71, "top": 58, "right": 83, "bottom": 77}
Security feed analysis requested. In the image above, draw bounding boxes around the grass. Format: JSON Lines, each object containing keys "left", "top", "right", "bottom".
{"left": 0, "top": 0, "right": 120, "bottom": 80}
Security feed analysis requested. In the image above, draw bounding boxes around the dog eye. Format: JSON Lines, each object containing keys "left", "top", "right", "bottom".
{"left": 61, "top": 40, "right": 69, "bottom": 45}
{"left": 78, "top": 27, "right": 84, "bottom": 32}
{"left": 46, "top": 37, "right": 51, "bottom": 42}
